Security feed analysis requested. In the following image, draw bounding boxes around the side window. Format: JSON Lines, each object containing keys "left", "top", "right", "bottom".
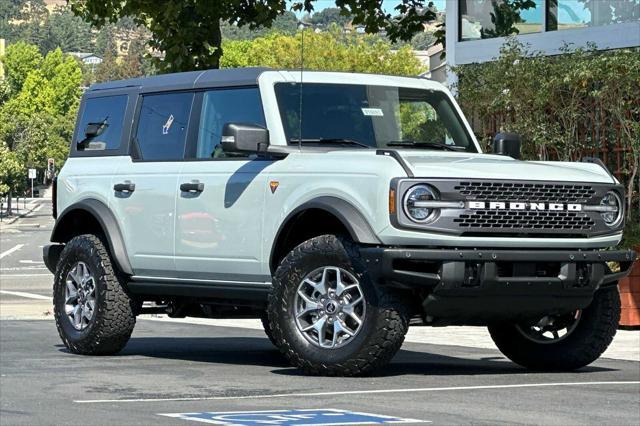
{"left": 196, "top": 87, "right": 266, "bottom": 159}
{"left": 135, "top": 92, "right": 194, "bottom": 161}
{"left": 76, "top": 95, "right": 128, "bottom": 151}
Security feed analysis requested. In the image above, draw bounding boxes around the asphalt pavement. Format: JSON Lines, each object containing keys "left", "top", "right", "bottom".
{"left": 1, "top": 197, "right": 639, "bottom": 425}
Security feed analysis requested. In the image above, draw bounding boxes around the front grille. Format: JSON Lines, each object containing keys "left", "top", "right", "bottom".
{"left": 454, "top": 181, "right": 596, "bottom": 203}
{"left": 453, "top": 210, "right": 595, "bottom": 231}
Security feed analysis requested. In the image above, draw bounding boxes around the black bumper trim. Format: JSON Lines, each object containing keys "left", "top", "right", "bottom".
{"left": 361, "top": 247, "right": 636, "bottom": 323}
{"left": 361, "top": 247, "right": 636, "bottom": 288}
{"left": 43, "top": 244, "right": 64, "bottom": 274}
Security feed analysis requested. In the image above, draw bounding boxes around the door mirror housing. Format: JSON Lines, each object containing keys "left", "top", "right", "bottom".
{"left": 221, "top": 123, "right": 269, "bottom": 154}
{"left": 84, "top": 122, "right": 103, "bottom": 138}
{"left": 492, "top": 132, "right": 521, "bottom": 159}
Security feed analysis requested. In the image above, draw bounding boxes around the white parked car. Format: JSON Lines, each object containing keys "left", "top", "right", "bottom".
{"left": 44, "top": 68, "right": 636, "bottom": 375}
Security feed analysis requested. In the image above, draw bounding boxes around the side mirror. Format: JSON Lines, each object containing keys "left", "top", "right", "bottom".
{"left": 84, "top": 122, "right": 102, "bottom": 138}
{"left": 221, "top": 123, "right": 269, "bottom": 154}
{"left": 492, "top": 132, "right": 521, "bottom": 159}
{"left": 77, "top": 121, "right": 107, "bottom": 151}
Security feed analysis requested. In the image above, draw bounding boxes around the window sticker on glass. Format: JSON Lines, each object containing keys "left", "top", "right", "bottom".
{"left": 162, "top": 114, "right": 175, "bottom": 135}
{"left": 362, "top": 108, "right": 384, "bottom": 117}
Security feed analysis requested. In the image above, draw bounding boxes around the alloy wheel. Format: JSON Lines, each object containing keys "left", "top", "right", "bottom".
{"left": 64, "top": 261, "right": 97, "bottom": 331}
{"left": 294, "top": 266, "right": 366, "bottom": 349}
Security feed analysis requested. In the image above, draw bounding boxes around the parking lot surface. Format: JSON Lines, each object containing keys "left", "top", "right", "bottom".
{"left": 2, "top": 199, "right": 640, "bottom": 425}
{"left": 1, "top": 319, "right": 639, "bottom": 425}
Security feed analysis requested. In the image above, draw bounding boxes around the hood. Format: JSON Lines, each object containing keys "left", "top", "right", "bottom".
{"left": 398, "top": 151, "right": 615, "bottom": 184}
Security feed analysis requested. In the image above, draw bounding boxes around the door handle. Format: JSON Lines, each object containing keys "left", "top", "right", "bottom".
{"left": 180, "top": 181, "right": 204, "bottom": 193}
{"left": 113, "top": 182, "right": 135, "bottom": 192}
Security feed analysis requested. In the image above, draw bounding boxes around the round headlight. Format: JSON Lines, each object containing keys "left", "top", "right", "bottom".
{"left": 404, "top": 184, "right": 439, "bottom": 223}
{"left": 600, "top": 191, "right": 623, "bottom": 227}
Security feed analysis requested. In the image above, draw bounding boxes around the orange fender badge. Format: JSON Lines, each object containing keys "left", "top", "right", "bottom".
{"left": 269, "top": 181, "right": 279, "bottom": 193}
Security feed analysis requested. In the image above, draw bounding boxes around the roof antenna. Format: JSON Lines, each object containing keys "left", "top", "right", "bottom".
{"left": 298, "top": 22, "right": 305, "bottom": 151}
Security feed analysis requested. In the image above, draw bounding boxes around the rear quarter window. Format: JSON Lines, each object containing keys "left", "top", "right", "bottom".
{"left": 76, "top": 95, "right": 128, "bottom": 151}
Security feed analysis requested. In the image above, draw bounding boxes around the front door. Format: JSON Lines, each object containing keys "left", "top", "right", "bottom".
{"left": 174, "top": 87, "right": 272, "bottom": 283}
{"left": 110, "top": 91, "right": 195, "bottom": 277}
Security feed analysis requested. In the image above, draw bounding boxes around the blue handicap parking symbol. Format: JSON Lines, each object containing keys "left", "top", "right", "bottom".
{"left": 160, "top": 408, "right": 425, "bottom": 425}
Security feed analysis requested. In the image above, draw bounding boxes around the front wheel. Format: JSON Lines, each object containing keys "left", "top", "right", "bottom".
{"left": 268, "top": 235, "right": 409, "bottom": 376}
{"left": 488, "top": 286, "right": 620, "bottom": 370}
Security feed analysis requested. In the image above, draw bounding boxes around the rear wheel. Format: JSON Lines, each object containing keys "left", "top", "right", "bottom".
{"left": 268, "top": 235, "right": 409, "bottom": 376}
{"left": 488, "top": 286, "right": 620, "bottom": 370}
{"left": 54, "top": 234, "right": 136, "bottom": 355}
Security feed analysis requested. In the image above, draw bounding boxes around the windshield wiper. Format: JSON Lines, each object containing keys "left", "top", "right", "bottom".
{"left": 290, "top": 138, "right": 372, "bottom": 149}
{"left": 387, "top": 140, "right": 465, "bottom": 151}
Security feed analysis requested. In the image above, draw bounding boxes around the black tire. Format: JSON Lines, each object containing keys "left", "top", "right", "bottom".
{"left": 488, "top": 286, "right": 620, "bottom": 370}
{"left": 268, "top": 235, "right": 409, "bottom": 376}
{"left": 260, "top": 313, "right": 278, "bottom": 347}
{"left": 54, "top": 234, "right": 136, "bottom": 355}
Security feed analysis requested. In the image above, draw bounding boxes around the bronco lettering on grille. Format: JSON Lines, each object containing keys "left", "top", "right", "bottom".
{"left": 467, "top": 201, "right": 583, "bottom": 211}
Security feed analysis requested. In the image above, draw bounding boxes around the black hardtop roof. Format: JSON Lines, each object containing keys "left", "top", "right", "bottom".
{"left": 88, "top": 67, "right": 271, "bottom": 93}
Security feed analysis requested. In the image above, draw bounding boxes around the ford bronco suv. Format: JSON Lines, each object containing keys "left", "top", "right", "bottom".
{"left": 44, "top": 68, "right": 636, "bottom": 376}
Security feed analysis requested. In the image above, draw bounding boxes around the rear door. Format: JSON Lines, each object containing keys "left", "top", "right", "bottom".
{"left": 174, "top": 87, "right": 273, "bottom": 283}
{"left": 109, "top": 91, "right": 195, "bottom": 277}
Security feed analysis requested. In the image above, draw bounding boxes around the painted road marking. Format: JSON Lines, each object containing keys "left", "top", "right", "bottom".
{"left": 0, "top": 273, "right": 51, "bottom": 277}
{"left": 19, "top": 260, "right": 44, "bottom": 264}
{"left": 75, "top": 381, "right": 640, "bottom": 404}
{"left": 0, "top": 290, "right": 52, "bottom": 300}
{"left": 160, "top": 409, "right": 425, "bottom": 426}
{"left": 0, "top": 244, "right": 25, "bottom": 259}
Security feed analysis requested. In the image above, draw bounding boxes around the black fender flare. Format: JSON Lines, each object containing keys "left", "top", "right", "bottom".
{"left": 51, "top": 199, "right": 133, "bottom": 275}
{"left": 270, "top": 196, "right": 381, "bottom": 268}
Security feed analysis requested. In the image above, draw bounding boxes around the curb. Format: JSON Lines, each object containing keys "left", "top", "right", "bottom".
{"left": 0, "top": 200, "right": 44, "bottom": 226}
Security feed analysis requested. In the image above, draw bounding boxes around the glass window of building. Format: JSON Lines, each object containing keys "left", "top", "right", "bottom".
{"left": 547, "top": 0, "right": 640, "bottom": 31}
{"left": 459, "top": 0, "right": 543, "bottom": 41}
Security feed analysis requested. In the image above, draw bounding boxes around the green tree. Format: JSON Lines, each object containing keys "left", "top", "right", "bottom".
{"left": 222, "top": 11, "right": 298, "bottom": 40}
{"left": 0, "top": 141, "right": 24, "bottom": 197}
{"left": 305, "top": 8, "right": 352, "bottom": 28}
{"left": 34, "top": 7, "right": 94, "bottom": 53}
{"left": 0, "top": 44, "right": 81, "bottom": 203}
{"left": 1, "top": 41, "right": 43, "bottom": 94}
{"left": 8, "top": 48, "right": 83, "bottom": 116}
{"left": 221, "top": 29, "right": 425, "bottom": 77}
{"left": 69, "top": 0, "right": 290, "bottom": 72}
{"left": 69, "top": 1, "right": 437, "bottom": 72}
{"left": 410, "top": 31, "right": 436, "bottom": 50}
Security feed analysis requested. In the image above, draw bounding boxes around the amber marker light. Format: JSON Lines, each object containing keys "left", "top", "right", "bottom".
{"left": 389, "top": 188, "right": 396, "bottom": 215}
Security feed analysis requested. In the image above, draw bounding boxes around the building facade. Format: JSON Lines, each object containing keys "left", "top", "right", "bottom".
{"left": 445, "top": 0, "right": 640, "bottom": 83}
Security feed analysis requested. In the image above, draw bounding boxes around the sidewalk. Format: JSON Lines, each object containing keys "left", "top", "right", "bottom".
{"left": 0, "top": 186, "right": 51, "bottom": 226}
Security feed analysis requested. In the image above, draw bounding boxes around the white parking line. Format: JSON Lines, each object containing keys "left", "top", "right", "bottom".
{"left": 0, "top": 273, "right": 51, "bottom": 277}
{"left": 0, "top": 244, "right": 25, "bottom": 259}
{"left": 0, "top": 290, "right": 52, "bottom": 300}
{"left": 74, "top": 381, "right": 640, "bottom": 404}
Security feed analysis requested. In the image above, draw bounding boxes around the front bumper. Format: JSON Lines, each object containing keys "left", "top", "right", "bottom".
{"left": 361, "top": 247, "right": 637, "bottom": 324}
{"left": 43, "top": 244, "right": 64, "bottom": 274}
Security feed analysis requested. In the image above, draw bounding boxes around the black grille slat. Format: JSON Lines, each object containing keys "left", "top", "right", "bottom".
{"left": 453, "top": 210, "right": 595, "bottom": 231}
{"left": 454, "top": 181, "right": 596, "bottom": 203}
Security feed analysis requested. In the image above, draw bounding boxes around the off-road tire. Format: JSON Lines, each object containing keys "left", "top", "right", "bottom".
{"left": 54, "top": 234, "right": 136, "bottom": 355}
{"left": 488, "top": 286, "right": 620, "bottom": 370}
{"left": 268, "top": 234, "right": 409, "bottom": 376}
{"left": 261, "top": 313, "right": 278, "bottom": 347}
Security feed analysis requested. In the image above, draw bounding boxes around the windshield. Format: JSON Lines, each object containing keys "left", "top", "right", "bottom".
{"left": 274, "top": 83, "right": 477, "bottom": 152}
